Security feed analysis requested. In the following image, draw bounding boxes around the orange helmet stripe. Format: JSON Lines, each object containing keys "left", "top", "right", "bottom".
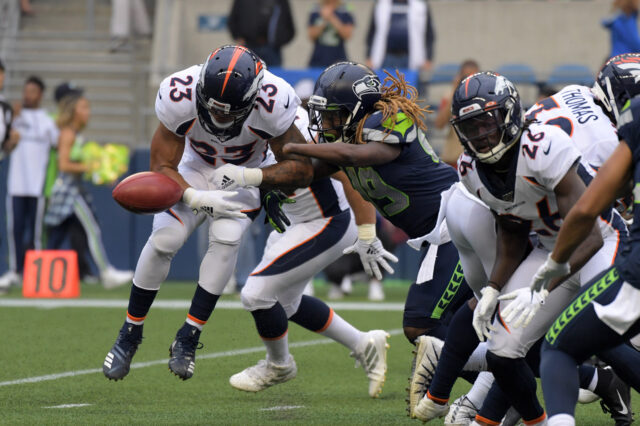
{"left": 220, "top": 47, "right": 245, "bottom": 96}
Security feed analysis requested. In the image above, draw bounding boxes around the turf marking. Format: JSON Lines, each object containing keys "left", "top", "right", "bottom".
{"left": 43, "top": 404, "right": 92, "bottom": 409}
{"left": 0, "top": 299, "right": 404, "bottom": 311}
{"left": 259, "top": 405, "right": 305, "bottom": 411}
{"left": 0, "top": 329, "right": 402, "bottom": 387}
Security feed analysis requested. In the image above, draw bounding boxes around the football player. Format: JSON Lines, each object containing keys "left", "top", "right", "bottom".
{"left": 102, "top": 45, "right": 316, "bottom": 381}
{"left": 228, "top": 108, "right": 391, "bottom": 398}
{"left": 414, "top": 71, "right": 628, "bottom": 426}
{"left": 415, "top": 57, "right": 640, "bottom": 424}
{"left": 529, "top": 55, "right": 640, "bottom": 426}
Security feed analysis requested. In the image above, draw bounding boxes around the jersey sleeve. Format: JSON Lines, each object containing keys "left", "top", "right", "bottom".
{"left": 618, "top": 97, "right": 640, "bottom": 164}
{"left": 252, "top": 71, "right": 300, "bottom": 139}
{"left": 361, "top": 110, "right": 418, "bottom": 144}
{"left": 154, "top": 65, "right": 200, "bottom": 136}
{"left": 527, "top": 125, "right": 581, "bottom": 190}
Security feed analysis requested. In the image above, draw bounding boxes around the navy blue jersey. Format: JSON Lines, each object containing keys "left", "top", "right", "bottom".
{"left": 342, "top": 110, "right": 458, "bottom": 239}
{"left": 614, "top": 96, "right": 640, "bottom": 287}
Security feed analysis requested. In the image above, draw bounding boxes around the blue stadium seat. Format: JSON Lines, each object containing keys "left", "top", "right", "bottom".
{"left": 546, "top": 64, "right": 595, "bottom": 87}
{"left": 428, "top": 63, "right": 460, "bottom": 84}
{"left": 496, "top": 63, "right": 537, "bottom": 85}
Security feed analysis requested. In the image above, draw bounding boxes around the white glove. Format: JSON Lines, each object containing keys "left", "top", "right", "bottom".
{"left": 182, "top": 188, "right": 247, "bottom": 219}
{"left": 530, "top": 253, "right": 570, "bottom": 292}
{"left": 211, "top": 164, "right": 263, "bottom": 191}
{"left": 473, "top": 286, "right": 500, "bottom": 342}
{"left": 343, "top": 237, "right": 399, "bottom": 281}
{"left": 498, "top": 287, "right": 549, "bottom": 329}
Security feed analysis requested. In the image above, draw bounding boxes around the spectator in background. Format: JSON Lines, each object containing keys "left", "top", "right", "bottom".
{"left": 602, "top": 0, "right": 640, "bottom": 60}
{"left": 0, "top": 76, "right": 58, "bottom": 290}
{"left": 228, "top": 0, "right": 295, "bottom": 67}
{"left": 433, "top": 59, "right": 479, "bottom": 166}
{"left": 44, "top": 93, "right": 133, "bottom": 289}
{"left": 109, "top": 0, "right": 152, "bottom": 53}
{"left": 0, "top": 59, "right": 19, "bottom": 163}
{"left": 307, "top": 0, "right": 354, "bottom": 68}
{"left": 20, "top": 0, "right": 34, "bottom": 15}
{"left": 366, "top": 0, "right": 434, "bottom": 71}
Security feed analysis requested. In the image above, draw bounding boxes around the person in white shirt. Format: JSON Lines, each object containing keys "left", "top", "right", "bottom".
{"left": 0, "top": 76, "right": 58, "bottom": 290}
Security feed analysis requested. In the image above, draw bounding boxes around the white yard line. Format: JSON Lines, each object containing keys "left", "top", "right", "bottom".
{"left": 0, "top": 329, "right": 403, "bottom": 387}
{"left": 259, "top": 405, "right": 305, "bottom": 411}
{"left": 43, "top": 404, "right": 92, "bottom": 409}
{"left": 0, "top": 299, "right": 404, "bottom": 311}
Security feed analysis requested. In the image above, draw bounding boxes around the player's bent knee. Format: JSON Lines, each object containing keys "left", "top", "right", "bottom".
{"left": 210, "top": 218, "right": 244, "bottom": 245}
{"left": 404, "top": 326, "right": 431, "bottom": 344}
{"left": 149, "top": 226, "right": 187, "bottom": 255}
{"left": 240, "top": 285, "right": 276, "bottom": 312}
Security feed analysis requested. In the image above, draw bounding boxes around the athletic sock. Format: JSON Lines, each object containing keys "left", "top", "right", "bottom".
{"left": 466, "top": 371, "right": 494, "bottom": 409}
{"left": 250, "top": 302, "right": 290, "bottom": 364}
{"left": 429, "top": 302, "right": 480, "bottom": 401}
{"left": 185, "top": 284, "right": 220, "bottom": 330}
{"left": 126, "top": 284, "right": 158, "bottom": 325}
{"left": 540, "top": 344, "right": 579, "bottom": 420}
{"left": 577, "top": 364, "right": 597, "bottom": 390}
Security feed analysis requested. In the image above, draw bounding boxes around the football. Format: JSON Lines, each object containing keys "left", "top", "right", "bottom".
{"left": 112, "top": 171, "right": 183, "bottom": 214}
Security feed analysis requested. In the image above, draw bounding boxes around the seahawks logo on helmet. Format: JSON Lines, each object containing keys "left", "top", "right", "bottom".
{"left": 352, "top": 75, "right": 381, "bottom": 100}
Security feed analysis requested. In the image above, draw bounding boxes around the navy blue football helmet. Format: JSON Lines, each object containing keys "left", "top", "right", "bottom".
{"left": 450, "top": 72, "right": 524, "bottom": 164}
{"left": 307, "top": 62, "right": 382, "bottom": 143}
{"left": 196, "top": 45, "right": 264, "bottom": 141}
{"left": 593, "top": 53, "right": 640, "bottom": 124}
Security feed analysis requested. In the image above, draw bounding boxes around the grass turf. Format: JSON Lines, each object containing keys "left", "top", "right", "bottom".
{"left": 0, "top": 280, "right": 635, "bottom": 424}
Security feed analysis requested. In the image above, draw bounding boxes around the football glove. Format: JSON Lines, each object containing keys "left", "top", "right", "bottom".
{"left": 530, "top": 253, "right": 570, "bottom": 292}
{"left": 211, "top": 164, "right": 263, "bottom": 191}
{"left": 498, "top": 287, "right": 549, "bottom": 329}
{"left": 472, "top": 286, "right": 500, "bottom": 342}
{"left": 262, "top": 189, "right": 295, "bottom": 233}
{"left": 343, "top": 236, "right": 398, "bottom": 281}
{"left": 182, "top": 188, "right": 247, "bottom": 219}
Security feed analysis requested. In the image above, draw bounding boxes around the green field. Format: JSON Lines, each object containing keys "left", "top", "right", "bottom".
{"left": 0, "top": 281, "right": 636, "bottom": 425}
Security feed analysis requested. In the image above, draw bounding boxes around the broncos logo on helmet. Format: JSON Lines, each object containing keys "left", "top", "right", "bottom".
{"left": 195, "top": 45, "right": 265, "bottom": 141}
{"left": 592, "top": 53, "right": 640, "bottom": 124}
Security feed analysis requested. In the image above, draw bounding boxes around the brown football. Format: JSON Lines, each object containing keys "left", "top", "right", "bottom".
{"left": 112, "top": 172, "right": 183, "bottom": 214}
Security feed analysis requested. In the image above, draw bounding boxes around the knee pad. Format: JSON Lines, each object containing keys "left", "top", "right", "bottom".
{"left": 149, "top": 225, "right": 187, "bottom": 256}
{"left": 209, "top": 218, "right": 244, "bottom": 246}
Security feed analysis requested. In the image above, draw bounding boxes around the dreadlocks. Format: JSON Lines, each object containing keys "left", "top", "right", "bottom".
{"left": 354, "top": 70, "right": 431, "bottom": 144}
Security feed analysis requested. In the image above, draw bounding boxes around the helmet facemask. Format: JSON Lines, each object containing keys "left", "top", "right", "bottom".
{"left": 452, "top": 99, "right": 521, "bottom": 164}
{"left": 592, "top": 74, "right": 630, "bottom": 124}
{"left": 307, "top": 95, "right": 357, "bottom": 143}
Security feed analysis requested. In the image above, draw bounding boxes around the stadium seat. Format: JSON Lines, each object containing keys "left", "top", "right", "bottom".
{"left": 428, "top": 63, "right": 460, "bottom": 84}
{"left": 496, "top": 63, "right": 537, "bottom": 85}
{"left": 546, "top": 64, "right": 595, "bottom": 87}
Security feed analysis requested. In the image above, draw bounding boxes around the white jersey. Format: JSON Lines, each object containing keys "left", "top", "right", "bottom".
{"left": 459, "top": 122, "right": 583, "bottom": 251}
{"left": 155, "top": 65, "right": 300, "bottom": 172}
{"left": 526, "top": 85, "right": 617, "bottom": 168}
{"left": 262, "top": 107, "right": 349, "bottom": 223}
{"left": 8, "top": 108, "right": 58, "bottom": 196}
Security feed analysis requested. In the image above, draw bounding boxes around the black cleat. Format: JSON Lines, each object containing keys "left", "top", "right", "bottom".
{"left": 168, "top": 323, "right": 203, "bottom": 380}
{"left": 103, "top": 322, "right": 143, "bottom": 380}
{"left": 596, "top": 367, "right": 634, "bottom": 426}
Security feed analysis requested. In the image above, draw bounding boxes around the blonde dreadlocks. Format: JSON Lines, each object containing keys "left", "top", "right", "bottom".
{"left": 354, "top": 70, "right": 431, "bottom": 144}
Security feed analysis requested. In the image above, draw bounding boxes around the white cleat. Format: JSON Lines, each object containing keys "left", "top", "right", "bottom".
{"left": 0, "top": 270, "right": 20, "bottom": 290}
{"left": 407, "top": 335, "right": 444, "bottom": 418}
{"left": 101, "top": 267, "right": 134, "bottom": 289}
{"left": 414, "top": 395, "right": 449, "bottom": 422}
{"left": 577, "top": 388, "right": 601, "bottom": 404}
{"left": 351, "top": 330, "right": 390, "bottom": 398}
{"left": 229, "top": 355, "right": 297, "bottom": 392}
{"left": 445, "top": 395, "right": 479, "bottom": 425}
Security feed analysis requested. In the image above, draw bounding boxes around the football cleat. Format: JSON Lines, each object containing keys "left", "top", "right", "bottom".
{"left": 168, "top": 323, "right": 202, "bottom": 380}
{"left": 414, "top": 395, "right": 449, "bottom": 422}
{"left": 596, "top": 367, "right": 634, "bottom": 426}
{"left": 351, "top": 330, "right": 390, "bottom": 398}
{"left": 229, "top": 355, "right": 297, "bottom": 392}
{"left": 445, "top": 395, "right": 479, "bottom": 426}
{"left": 101, "top": 267, "right": 133, "bottom": 289}
{"left": 578, "top": 388, "right": 601, "bottom": 404}
{"left": 407, "top": 335, "right": 444, "bottom": 418}
{"left": 103, "top": 322, "right": 143, "bottom": 380}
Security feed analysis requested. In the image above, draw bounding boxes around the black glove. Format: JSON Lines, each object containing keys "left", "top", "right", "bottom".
{"left": 262, "top": 189, "right": 295, "bottom": 233}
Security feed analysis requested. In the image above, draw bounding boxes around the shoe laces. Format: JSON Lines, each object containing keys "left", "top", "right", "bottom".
{"left": 175, "top": 329, "right": 203, "bottom": 355}
{"left": 117, "top": 325, "right": 142, "bottom": 351}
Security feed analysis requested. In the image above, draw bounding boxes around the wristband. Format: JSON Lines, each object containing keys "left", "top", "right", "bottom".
{"left": 244, "top": 168, "right": 263, "bottom": 186}
{"left": 548, "top": 255, "right": 570, "bottom": 272}
{"left": 357, "top": 223, "right": 376, "bottom": 241}
{"left": 182, "top": 187, "right": 195, "bottom": 204}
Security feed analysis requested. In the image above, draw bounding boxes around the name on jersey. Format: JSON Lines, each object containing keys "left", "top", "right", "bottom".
{"left": 561, "top": 89, "right": 598, "bottom": 124}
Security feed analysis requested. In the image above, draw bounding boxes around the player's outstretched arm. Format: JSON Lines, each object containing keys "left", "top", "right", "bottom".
{"left": 262, "top": 123, "right": 314, "bottom": 189}
{"left": 150, "top": 122, "right": 189, "bottom": 190}
{"left": 283, "top": 140, "right": 401, "bottom": 167}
